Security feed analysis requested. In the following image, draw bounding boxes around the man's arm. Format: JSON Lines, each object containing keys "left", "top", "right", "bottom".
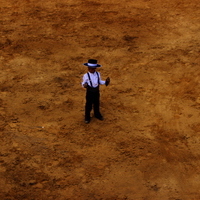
{"left": 83, "top": 82, "right": 88, "bottom": 88}
{"left": 82, "top": 74, "right": 88, "bottom": 88}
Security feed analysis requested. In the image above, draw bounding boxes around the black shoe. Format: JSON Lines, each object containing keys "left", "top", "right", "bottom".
{"left": 95, "top": 116, "right": 104, "bottom": 121}
{"left": 85, "top": 118, "right": 90, "bottom": 124}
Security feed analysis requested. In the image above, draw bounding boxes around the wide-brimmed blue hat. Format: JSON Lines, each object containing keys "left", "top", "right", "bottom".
{"left": 83, "top": 59, "right": 102, "bottom": 68}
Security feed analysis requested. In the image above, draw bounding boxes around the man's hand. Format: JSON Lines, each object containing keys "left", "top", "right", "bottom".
{"left": 105, "top": 77, "right": 110, "bottom": 86}
{"left": 83, "top": 82, "right": 88, "bottom": 88}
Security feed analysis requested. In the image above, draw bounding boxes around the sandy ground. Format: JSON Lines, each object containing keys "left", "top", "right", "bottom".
{"left": 0, "top": 0, "right": 200, "bottom": 199}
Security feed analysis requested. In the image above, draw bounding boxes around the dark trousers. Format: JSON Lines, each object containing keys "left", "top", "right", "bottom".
{"left": 85, "top": 87, "right": 102, "bottom": 120}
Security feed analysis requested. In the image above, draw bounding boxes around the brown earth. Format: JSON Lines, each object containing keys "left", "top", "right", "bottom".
{"left": 0, "top": 0, "right": 200, "bottom": 199}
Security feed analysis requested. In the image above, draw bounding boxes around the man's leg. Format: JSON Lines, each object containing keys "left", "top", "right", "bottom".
{"left": 94, "top": 92, "right": 103, "bottom": 120}
{"left": 85, "top": 91, "right": 93, "bottom": 122}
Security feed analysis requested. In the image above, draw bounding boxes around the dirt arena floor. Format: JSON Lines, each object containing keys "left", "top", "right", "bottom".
{"left": 0, "top": 0, "right": 200, "bottom": 199}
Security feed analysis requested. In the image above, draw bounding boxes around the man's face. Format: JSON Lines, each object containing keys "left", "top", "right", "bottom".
{"left": 88, "top": 67, "right": 96, "bottom": 73}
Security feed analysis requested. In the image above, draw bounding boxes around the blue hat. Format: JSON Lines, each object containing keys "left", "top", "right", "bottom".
{"left": 83, "top": 59, "right": 101, "bottom": 68}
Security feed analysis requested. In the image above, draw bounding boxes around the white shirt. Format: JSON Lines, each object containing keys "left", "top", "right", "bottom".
{"left": 82, "top": 71, "right": 105, "bottom": 88}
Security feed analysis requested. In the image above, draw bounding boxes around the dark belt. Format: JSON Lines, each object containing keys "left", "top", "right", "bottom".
{"left": 87, "top": 86, "right": 99, "bottom": 92}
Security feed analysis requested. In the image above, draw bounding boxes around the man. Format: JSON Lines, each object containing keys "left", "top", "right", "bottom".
{"left": 82, "top": 59, "right": 110, "bottom": 124}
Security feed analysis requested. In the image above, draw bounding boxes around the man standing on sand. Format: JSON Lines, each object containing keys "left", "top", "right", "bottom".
{"left": 82, "top": 59, "right": 110, "bottom": 124}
